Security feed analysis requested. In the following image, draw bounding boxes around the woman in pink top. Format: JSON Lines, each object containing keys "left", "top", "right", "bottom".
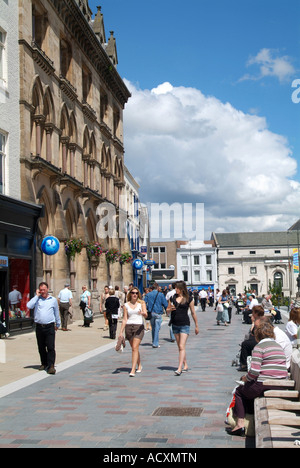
{"left": 227, "top": 321, "right": 288, "bottom": 437}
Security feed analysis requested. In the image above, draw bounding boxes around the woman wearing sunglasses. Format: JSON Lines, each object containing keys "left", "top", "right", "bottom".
{"left": 119, "top": 287, "right": 147, "bottom": 377}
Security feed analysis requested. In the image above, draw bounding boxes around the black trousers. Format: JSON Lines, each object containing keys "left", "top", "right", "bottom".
{"left": 35, "top": 323, "right": 56, "bottom": 368}
{"left": 240, "top": 334, "right": 256, "bottom": 366}
{"left": 108, "top": 318, "right": 118, "bottom": 339}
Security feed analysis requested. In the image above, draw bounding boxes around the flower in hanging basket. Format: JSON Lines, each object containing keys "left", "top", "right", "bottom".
{"left": 119, "top": 252, "right": 133, "bottom": 265}
{"left": 64, "top": 238, "right": 84, "bottom": 260}
{"left": 105, "top": 248, "right": 120, "bottom": 264}
{"left": 86, "top": 241, "right": 103, "bottom": 259}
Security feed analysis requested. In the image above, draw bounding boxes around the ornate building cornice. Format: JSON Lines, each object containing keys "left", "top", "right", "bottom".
{"left": 48, "top": 0, "right": 131, "bottom": 107}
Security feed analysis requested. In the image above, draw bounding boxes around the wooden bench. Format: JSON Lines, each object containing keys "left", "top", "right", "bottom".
{"left": 255, "top": 349, "right": 300, "bottom": 448}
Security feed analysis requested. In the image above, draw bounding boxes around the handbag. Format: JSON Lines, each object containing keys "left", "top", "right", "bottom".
{"left": 115, "top": 335, "right": 126, "bottom": 353}
{"left": 84, "top": 306, "right": 94, "bottom": 322}
{"left": 216, "top": 303, "right": 224, "bottom": 312}
{"left": 146, "top": 291, "right": 159, "bottom": 320}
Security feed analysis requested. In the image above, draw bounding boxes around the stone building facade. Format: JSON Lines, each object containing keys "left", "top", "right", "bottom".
{"left": 18, "top": 0, "right": 132, "bottom": 317}
{"left": 212, "top": 231, "right": 299, "bottom": 298}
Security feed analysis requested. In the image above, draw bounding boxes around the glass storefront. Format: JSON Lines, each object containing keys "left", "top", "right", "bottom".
{"left": 8, "top": 259, "right": 32, "bottom": 329}
{"left": 0, "top": 194, "right": 43, "bottom": 333}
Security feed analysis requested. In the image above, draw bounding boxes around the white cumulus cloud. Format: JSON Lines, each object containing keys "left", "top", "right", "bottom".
{"left": 123, "top": 80, "right": 300, "bottom": 238}
{"left": 239, "top": 48, "right": 296, "bottom": 83}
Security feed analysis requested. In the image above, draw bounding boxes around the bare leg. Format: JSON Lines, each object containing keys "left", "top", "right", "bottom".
{"left": 175, "top": 333, "right": 189, "bottom": 373}
{"left": 129, "top": 337, "right": 142, "bottom": 375}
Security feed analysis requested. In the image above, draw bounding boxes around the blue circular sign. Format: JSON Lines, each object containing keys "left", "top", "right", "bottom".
{"left": 132, "top": 259, "right": 143, "bottom": 270}
{"left": 41, "top": 236, "right": 60, "bottom": 256}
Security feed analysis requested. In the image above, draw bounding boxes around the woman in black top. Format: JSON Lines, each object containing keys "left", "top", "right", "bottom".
{"left": 167, "top": 281, "right": 199, "bottom": 376}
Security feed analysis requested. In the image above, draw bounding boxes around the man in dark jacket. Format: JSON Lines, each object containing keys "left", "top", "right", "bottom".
{"left": 105, "top": 289, "right": 120, "bottom": 339}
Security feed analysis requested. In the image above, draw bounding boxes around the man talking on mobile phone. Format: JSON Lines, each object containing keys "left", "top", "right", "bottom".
{"left": 27, "top": 282, "right": 61, "bottom": 375}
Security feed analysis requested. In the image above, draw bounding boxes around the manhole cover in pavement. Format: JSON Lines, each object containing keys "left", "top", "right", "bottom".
{"left": 152, "top": 407, "right": 203, "bottom": 417}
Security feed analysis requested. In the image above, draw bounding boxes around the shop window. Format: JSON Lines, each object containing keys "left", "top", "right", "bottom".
{"left": 8, "top": 259, "right": 31, "bottom": 321}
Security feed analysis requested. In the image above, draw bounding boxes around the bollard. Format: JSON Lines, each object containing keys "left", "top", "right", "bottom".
{"left": 0, "top": 340, "right": 6, "bottom": 363}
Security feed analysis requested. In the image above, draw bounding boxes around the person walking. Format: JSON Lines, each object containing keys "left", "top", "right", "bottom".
{"left": 27, "top": 282, "right": 61, "bottom": 375}
{"left": 119, "top": 287, "right": 147, "bottom": 377}
{"left": 105, "top": 289, "right": 120, "bottom": 339}
{"left": 199, "top": 288, "right": 208, "bottom": 311}
{"left": 79, "top": 285, "right": 92, "bottom": 327}
{"left": 144, "top": 283, "right": 168, "bottom": 348}
{"left": 57, "top": 283, "right": 73, "bottom": 331}
{"left": 167, "top": 280, "right": 199, "bottom": 375}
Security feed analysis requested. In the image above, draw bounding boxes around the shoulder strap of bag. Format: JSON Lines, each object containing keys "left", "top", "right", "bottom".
{"left": 150, "top": 291, "right": 160, "bottom": 312}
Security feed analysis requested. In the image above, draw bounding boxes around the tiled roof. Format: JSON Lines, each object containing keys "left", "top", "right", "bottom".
{"left": 212, "top": 231, "right": 300, "bottom": 248}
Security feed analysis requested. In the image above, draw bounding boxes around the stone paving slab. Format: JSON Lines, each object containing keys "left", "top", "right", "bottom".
{"left": 0, "top": 307, "right": 261, "bottom": 449}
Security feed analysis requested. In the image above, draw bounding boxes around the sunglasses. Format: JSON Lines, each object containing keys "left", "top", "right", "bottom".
{"left": 131, "top": 291, "right": 139, "bottom": 295}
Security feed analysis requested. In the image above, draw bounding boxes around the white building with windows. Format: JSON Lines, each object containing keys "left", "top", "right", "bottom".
{"left": 212, "top": 230, "right": 300, "bottom": 297}
{"left": 176, "top": 241, "right": 218, "bottom": 290}
{"left": 0, "top": 0, "right": 20, "bottom": 198}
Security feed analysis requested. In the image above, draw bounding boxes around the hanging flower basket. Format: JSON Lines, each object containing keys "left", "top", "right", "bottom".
{"left": 105, "top": 248, "right": 120, "bottom": 264}
{"left": 119, "top": 252, "right": 133, "bottom": 265}
{"left": 86, "top": 241, "right": 103, "bottom": 260}
{"left": 64, "top": 238, "right": 84, "bottom": 260}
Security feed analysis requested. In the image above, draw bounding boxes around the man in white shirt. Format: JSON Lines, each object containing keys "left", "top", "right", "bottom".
{"left": 27, "top": 282, "right": 60, "bottom": 374}
{"left": 274, "top": 326, "right": 293, "bottom": 370}
{"left": 199, "top": 288, "right": 208, "bottom": 311}
{"left": 57, "top": 284, "right": 73, "bottom": 331}
{"left": 243, "top": 295, "right": 258, "bottom": 324}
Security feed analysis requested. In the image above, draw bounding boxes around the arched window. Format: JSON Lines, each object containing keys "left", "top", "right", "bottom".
{"left": 274, "top": 272, "right": 283, "bottom": 290}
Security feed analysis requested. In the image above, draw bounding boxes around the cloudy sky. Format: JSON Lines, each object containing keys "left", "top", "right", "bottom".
{"left": 90, "top": 0, "right": 300, "bottom": 239}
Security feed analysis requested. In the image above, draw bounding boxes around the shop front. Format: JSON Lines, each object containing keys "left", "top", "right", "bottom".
{"left": 0, "top": 195, "right": 43, "bottom": 333}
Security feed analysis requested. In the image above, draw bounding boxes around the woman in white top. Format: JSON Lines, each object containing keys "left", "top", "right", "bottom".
{"left": 285, "top": 307, "right": 300, "bottom": 345}
{"left": 119, "top": 287, "right": 147, "bottom": 377}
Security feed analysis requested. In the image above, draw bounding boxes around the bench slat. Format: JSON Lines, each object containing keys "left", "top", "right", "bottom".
{"left": 270, "top": 425, "right": 300, "bottom": 448}
{"left": 265, "top": 398, "right": 300, "bottom": 411}
{"left": 254, "top": 397, "right": 273, "bottom": 448}
{"left": 264, "top": 390, "right": 299, "bottom": 399}
{"left": 263, "top": 379, "right": 295, "bottom": 388}
{"left": 268, "top": 409, "right": 300, "bottom": 427}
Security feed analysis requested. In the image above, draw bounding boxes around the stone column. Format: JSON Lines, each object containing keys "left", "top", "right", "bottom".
{"left": 44, "top": 123, "right": 54, "bottom": 162}
{"left": 61, "top": 136, "right": 70, "bottom": 173}
{"left": 33, "top": 115, "right": 45, "bottom": 156}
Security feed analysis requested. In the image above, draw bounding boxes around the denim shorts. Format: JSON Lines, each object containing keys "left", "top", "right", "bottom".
{"left": 172, "top": 324, "right": 190, "bottom": 335}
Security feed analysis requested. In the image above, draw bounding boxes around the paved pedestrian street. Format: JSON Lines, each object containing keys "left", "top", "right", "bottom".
{"left": 0, "top": 307, "right": 263, "bottom": 449}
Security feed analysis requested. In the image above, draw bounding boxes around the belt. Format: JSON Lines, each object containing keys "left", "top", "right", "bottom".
{"left": 36, "top": 322, "right": 55, "bottom": 328}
